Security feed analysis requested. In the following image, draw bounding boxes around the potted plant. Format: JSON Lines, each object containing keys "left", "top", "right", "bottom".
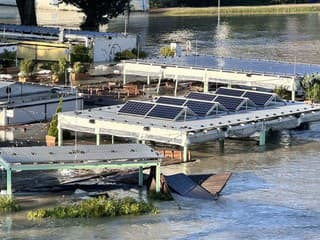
{"left": 71, "top": 61, "right": 89, "bottom": 82}
{"left": 51, "top": 58, "right": 67, "bottom": 83}
{"left": 18, "top": 59, "right": 34, "bottom": 82}
{"left": 46, "top": 97, "right": 63, "bottom": 146}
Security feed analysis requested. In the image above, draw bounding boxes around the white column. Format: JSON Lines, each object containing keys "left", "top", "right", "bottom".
{"left": 58, "top": 125, "right": 63, "bottom": 146}
{"left": 174, "top": 77, "right": 178, "bottom": 96}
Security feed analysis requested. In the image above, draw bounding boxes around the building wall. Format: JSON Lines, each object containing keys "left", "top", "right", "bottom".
{"left": 93, "top": 35, "right": 137, "bottom": 63}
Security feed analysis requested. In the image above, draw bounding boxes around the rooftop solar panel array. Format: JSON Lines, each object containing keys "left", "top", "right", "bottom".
{"left": 216, "top": 87, "right": 275, "bottom": 106}
{"left": 118, "top": 101, "right": 154, "bottom": 116}
{"left": 156, "top": 97, "right": 186, "bottom": 106}
{"left": 147, "top": 105, "right": 184, "bottom": 120}
{"left": 243, "top": 92, "right": 273, "bottom": 106}
{"left": 186, "top": 92, "right": 216, "bottom": 101}
{"left": 216, "top": 88, "right": 245, "bottom": 97}
{"left": 185, "top": 100, "right": 215, "bottom": 117}
{"left": 214, "top": 96, "right": 244, "bottom": 111}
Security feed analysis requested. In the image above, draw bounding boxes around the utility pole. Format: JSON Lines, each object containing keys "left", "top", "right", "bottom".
{"left": 218, "top": 0, "right": 221, "bottom": 26}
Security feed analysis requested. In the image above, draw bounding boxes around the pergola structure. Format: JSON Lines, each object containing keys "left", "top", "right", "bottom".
{"left": 121, "top": 55, "right": 320, "bottom": 101}
{"left": 58, "top": 88, "right": 320, "bottom": 162}
{"left": 0, "top": 144, "right": 162, "bottom": 195}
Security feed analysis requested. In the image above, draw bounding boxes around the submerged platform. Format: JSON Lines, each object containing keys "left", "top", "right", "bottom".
{"left": 0, "top": 144, "right": 162, "bottom": 195}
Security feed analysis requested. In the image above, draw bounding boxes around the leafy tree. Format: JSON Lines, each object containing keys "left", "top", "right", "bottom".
{"left": 16, "top": 0, "right": 37, "bottom": 26}
{"left": 62, "top": 0, "right": 131, "bottom": 31}
{"left": 70, "top": 45, "right": 92, "bottom": 64}
{"left": 0, "top": 50, "right": 16, "bottom": 68}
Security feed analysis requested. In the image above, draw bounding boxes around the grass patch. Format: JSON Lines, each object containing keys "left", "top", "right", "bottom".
{"left": 0, "top": 196, "right": 21, "bottom": 213}
{"left": 27, "top": 196, "right": 158, "bottom": 219}
{"left": 151, "top": 4, "right": 320, "bottom": 16}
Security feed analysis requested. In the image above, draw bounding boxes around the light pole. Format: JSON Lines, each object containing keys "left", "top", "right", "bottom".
{"left": 218, "top": 0, "right": 221, "bottom": 26}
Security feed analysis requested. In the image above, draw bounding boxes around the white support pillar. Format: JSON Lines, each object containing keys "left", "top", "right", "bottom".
{"left": 58, "top": 125, "right": 63, "bottom": 146}
{"left": 183, "top": 144, "right": 188, "bottom": 162}
{"left": 174, "top": 77, "right": 178, "bottom": 96}
{"left": 203, "top": 68, "right": 209, "bottom": 93}
{"left": 138, "top": 166, "right": 143, "bottom": 187}
{"left": 155, "top": 162, "right": 161, "bottom": 193}
{"left": 123, "top": 65, "right": 126, "bottom": 85}
{"left": 147, "top": 75, "right": 150, "bottom": 85}
{"left": 291, "top": 77, "right": 296, "bottom": 101}
{"left": 96, "top": 134, "right": 101, "bottom": 145}
{"left": 111, "top": 135, "right": 114, "bottom": 144}
{"left": 156, "top": 77, "right": 161, "bottom": 94}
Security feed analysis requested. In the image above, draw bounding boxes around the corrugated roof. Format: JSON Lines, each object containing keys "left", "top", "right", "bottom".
{"left": 0, "top": 144, "right": 160, "bottom": 165}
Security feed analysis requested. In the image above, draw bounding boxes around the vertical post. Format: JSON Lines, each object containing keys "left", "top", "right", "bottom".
{"left": 138, "top": 166, "right": 143, "bottom": 187}
{"left": 183, "top": 144, "right": 188, "bottom": 162}
{"left": 123, "top": 64, "right": 126, "bottom": 85}
{"left": 58, "top": 126, "right": 63, "bottom": 146}
{"left": 147, "top": 75, "right": 150, "bottom": 85}
{"left": 259, "top": 125, "right": 266, "bottom": 146}
{"left": 156, "top": 75, "right": 162, "bottom": 94}
{"left": 155, "top": 162, "right": 161, "bottom": 193}
{"left": 219, "top": 138, "right": 224, "bottom": 152}
{"left": 111, "top": 135, "right": 114, "bottom": 144}
{"left": 291, "top": 77, "right": 296, "bottom": 101}
{"left": 174, "top": 78, "right": 178, "bottom": 96}
{"left": 218, "top": 0, "right": 221, "bottom": 26}
{"left": 6, "top": 169, "right": 12, "bottom": 196}
{"left": 96, "top": 133, "right": 101, "bottom": 145}
{"left": 203, "top": 68, "right": 209, "bottom": 93}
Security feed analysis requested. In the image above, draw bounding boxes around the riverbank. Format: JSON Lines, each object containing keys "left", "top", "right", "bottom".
{"left": 150, "top": 3, "right": 320, "bottom": 16}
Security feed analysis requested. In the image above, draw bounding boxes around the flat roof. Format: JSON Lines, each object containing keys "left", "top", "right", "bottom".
{"left": 129, "top": 55, "right": 320, "bottom": 77}
{"left": 0, "top": 144, "right": 160, "bottom": 166}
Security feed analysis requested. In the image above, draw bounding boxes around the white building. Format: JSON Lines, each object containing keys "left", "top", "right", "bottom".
{"left": 0, "top": 81, "right": 83, "bottom": 126}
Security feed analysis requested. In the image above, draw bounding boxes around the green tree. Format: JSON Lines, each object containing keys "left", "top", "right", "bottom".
{"left": 70, "top": 45, "right": 92, "bottom": 64}
{"left": 16, "top": 0, "right": 37, "bottom": 26}
{"left": 48, "top": 97, "right": 63, "bottom": 138}
{"left": 62, "top": 0, "right": 131, "bottom": 31}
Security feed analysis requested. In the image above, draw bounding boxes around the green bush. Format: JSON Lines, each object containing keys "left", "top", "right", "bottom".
{"left": 73, "top": 61, "right": 88, "bottom": 74}
{"left": 160, "top": 46, "right": 175, "bottom": 57}
{"left": 47, "top": 97, "right": 63, "bottom": 138}
{"left": 27, "top": 196, "right": 158, "bottom": 219}
{"left": 0, "top": 196, "right": 20, "bottom": 213}
{"left": 114, "top": 48, "right": 147, "bottom": 61}
{"left": 71, "top": 44, "right": 92, "bottom": 64}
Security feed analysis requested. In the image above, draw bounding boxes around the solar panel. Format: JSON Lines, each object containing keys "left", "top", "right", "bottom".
{"left": 185, "top": 100, "right": 215, "bottom": 117}
{"left": 215, "top": 96, "right": 244, "bottom": 111}
{"left": 216, "top": 88, "right": 245, "bottom": 97}
{"left": 147, "top": 105, "right": 183, "bottom": 120}
{"left": 156, "top": 97, "right": 186, "bottom": 106}
{"left": 243, "top": 92, "right": 273, "bottom": 106}
{"left": 118, "top": 101, "right": 154, "bottom": 116}
{"left": 186, "top": 92, "right": 216, "bottom": 101}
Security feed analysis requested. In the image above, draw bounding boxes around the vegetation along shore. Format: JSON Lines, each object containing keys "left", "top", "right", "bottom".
{"left": 150, "top": 3, "right": 320, "bottom": 16}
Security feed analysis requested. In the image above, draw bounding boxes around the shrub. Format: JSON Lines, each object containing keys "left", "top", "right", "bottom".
{"left": 19, "top": 59, "right": 34, "bottom": 77}
{"left": 47, "top": 97, "right": 63, "bottom": 138}
{"left": 27, "top": 196, "right": 158, "bottom": 219}
{"left": 114, "top": 48, "right": 147, "bottom": 61}
{"left": 0, "top": 196, "right": 20, "bottom": 213}
{"left": 73, "top": 61, "right": 87, "bottom": 74}
{"left": 160, "top": 46, "right": 175, "bottom": 57}
{"left": 71, "top": 44, "right": 92, "bottom": 64}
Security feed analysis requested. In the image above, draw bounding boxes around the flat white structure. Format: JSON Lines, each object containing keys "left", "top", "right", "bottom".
{"left": 0, "top": 81, "right": 83, "bottom": 126}
{"left": 58, "top": 94, "right": 320, "bottom": 162}
{"left": 121, "top": 56, "right": 320, "bottom": 100}
{"left": 0, "top": 144, "right": 162, "bottom": 195}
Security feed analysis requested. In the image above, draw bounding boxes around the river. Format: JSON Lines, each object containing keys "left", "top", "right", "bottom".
{"left": 0, "top": 6, "right": 320, "bottom": 240}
